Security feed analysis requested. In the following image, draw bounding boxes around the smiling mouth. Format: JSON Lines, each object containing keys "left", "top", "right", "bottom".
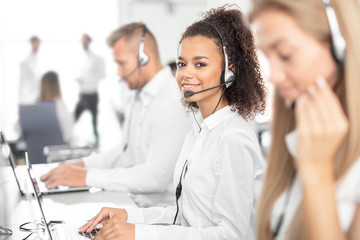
{"left": 182, "top": 84, "right": 200, "bottom": 91}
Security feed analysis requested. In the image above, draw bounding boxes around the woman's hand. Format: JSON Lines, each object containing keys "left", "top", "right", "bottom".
{"left": 93, "top": 219, "right": 135, "bottom": 240}
{"left": 295, "top": 77, "right": 349, "bottom": 179}
{"left": 80, "top": 207, "right": 128, "bottom": 233}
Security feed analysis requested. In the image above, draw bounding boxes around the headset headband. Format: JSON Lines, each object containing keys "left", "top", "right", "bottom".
{"left": 322, "top": 0, "right": 346, "bottom": 64}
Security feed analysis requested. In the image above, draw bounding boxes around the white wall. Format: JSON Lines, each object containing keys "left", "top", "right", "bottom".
{"left": 117, "top": 0, "right": 251, "bottom": 64}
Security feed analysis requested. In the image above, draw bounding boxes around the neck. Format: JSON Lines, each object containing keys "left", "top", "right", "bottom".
{"left": 197, "top": 94, "right": 228, "bottom": 119}
{"left": 141, "top": 62, "right": 163, "bottom": 88}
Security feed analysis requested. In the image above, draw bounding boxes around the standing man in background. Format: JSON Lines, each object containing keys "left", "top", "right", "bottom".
{"left": 75, "top": 34, "right": 105, "bottom": 143}
{"left": 19, "top": 36, "right": 42, "bottom": 104}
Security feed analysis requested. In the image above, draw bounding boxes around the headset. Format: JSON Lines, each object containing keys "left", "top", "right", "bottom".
{"left": 322, "top": 0, "right": 346, "bottom": 65}
{"left": 207, "top": 22, "right": 236, "bottom": 88}
{"left": 183, "top": 21, "right": 235, "bottom": 98}
{"left": 120, "top": 24, "right": 150, "bottom": 83}
{"left": 138, "top": 24, "right": 149, "bottom": 66}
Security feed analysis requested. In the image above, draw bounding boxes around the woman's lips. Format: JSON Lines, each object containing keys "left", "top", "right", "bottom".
{"left": 182, "top": 84, "right": 200, "bottom": 91}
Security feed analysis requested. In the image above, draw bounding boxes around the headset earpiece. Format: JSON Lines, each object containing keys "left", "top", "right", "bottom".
{"left": 138, "top": 25, "right": 149, "bottom": 66}
{"left": 138, "top": 45, "right": 149, "bottom": 66}
{"left": 220, "top": 69, "right": 235, "bottom": 88}
{"left": 322, "top": 0, "right": 346, "bottom": 65}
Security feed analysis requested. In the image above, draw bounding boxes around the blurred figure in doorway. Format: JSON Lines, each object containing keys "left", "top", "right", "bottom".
{"left": 19, "top": 36, "right": 42, "bottom": 104}
{"left": 74, "top": 34, "right": 105, "bottom": 143}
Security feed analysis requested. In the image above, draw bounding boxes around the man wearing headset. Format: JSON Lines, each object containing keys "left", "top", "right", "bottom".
{"left": 41, "top": 23, "right": 191, "bottom": 202}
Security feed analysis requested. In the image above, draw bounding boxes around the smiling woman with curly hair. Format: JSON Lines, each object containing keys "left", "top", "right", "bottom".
{"left": 79, "top": 6, "right": 266, "bottom": 240}
{"left": 180, "top": 6, "right": 266, "bottom": 119}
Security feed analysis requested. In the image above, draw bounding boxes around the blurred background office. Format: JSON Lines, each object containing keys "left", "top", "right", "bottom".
{"left": 0, "top": 0, "right": 271, "bottom": 160}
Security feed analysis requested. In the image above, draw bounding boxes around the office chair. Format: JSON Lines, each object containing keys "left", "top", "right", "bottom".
{"left": 19, "top": 102, "right": 66, "bottom": 164}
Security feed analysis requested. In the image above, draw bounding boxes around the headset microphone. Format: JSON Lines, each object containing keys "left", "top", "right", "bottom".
{"left": 184, "top": 82, "right": 226, "bottom": 98}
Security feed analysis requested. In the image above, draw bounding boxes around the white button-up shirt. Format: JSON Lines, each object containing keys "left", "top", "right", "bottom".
{"left": 271, "top": 130, "right": 360, "bottom": 239}
{"left": 19, "top": 53, "right": 41, "bottom": 104}
{"left": 126, "top": 105, "right": 265, "bottom": 240}
{"left": 83, "top": 67, "right": 192, "bottom": 193}
{"left": 78, "top": 50, "right": 105, "bottom": 94}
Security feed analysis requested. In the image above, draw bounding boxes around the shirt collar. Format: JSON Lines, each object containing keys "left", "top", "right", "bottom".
{"left": 191, "top": 105, "right": 234, "bottom": 132}
{"left": 137, "top": 66, "right": 172, "bottom": 106}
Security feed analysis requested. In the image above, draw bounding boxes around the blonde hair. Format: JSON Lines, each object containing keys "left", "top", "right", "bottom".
{"left": 38, "top": 71, "right": 62, "bottom": 101}
{"left": 249, "top": 0, "right": 360, "bottom": 239}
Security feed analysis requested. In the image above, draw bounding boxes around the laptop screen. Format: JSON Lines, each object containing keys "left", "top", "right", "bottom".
{"left": 0, "top": 131, "right": 24, "bottom": 196}
{"left": 25, "top": 152, "right": 53, "bottom": 240}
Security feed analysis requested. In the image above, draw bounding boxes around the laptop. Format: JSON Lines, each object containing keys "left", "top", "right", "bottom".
{"left": 0, "top": 131, "right": 25, "bottom": 196}
{"left": 25, "top": 152, "right": 99, "bottom": 240}
{"left": 0, "top": 131, "right": 91, "bottom": 195}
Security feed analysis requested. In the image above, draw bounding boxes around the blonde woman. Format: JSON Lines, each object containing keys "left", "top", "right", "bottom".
{"left": 249, "top": 0, "right": 360, "bottom": 239}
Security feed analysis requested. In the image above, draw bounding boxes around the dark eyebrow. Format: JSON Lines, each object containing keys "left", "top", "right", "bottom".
{"left": 193, "top": 56, "right": 209, "bottom": 60}
{"left": 177, "top": 56, "right": 209, "bottom": 61}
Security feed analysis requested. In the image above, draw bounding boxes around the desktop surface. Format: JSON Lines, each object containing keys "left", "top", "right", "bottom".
{"left": 0, "top": 165, "right": 137, "bottom": 239}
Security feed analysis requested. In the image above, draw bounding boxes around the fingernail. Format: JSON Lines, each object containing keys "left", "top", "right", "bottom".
{"left": 316, "top": 77, "right": 326, "bottom": 88}
{"left": 307, "top": 84, "right": 316, "bottom": 94}
{"left": 297, "top": 94, "right": 306, "bottom": 105}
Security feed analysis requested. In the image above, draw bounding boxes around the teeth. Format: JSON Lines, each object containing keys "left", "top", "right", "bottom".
{"left": 183, "top": 84, "right": 198, "bottom": 87}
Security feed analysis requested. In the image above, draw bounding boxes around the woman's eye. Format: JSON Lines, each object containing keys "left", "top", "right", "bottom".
{"left": 196, "top": 62, "right": 206, "bottom": 67}
{"left": 279, "top": 54, "right": 291, "bottom": 61}
{"left": 177, "top": 62, "right": 185, "bottom": 68}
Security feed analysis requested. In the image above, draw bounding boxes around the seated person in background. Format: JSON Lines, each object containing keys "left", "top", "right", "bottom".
{"left": 38, "top": 71, "right": 74, "bottom": 143}
{"left": 19, "top": 71, "right": 74, "bottom": 164}
{"left": 80, "top": 6, "right": 266, "bottom": 240}
{"left": 41, "top": 23, "right": 192, "bottom": 198}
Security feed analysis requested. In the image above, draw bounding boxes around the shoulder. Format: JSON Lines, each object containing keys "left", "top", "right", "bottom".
{"left": 153, "top": 72, "right": 181, "bottom": 107}
{"left": 221, "top": 114, "right": 258, "bottom": 144}
{"left": 217, "top": 114, "right": 263, "bottom": 162}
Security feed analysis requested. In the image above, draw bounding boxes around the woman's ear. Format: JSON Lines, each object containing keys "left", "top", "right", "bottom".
{"left": 229, "top": 64, "right": 236, "bottom": 73}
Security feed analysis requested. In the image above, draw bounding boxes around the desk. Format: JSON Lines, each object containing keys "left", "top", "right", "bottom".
{"left": 0, "top": 166, "right": 137, "bottom": 239}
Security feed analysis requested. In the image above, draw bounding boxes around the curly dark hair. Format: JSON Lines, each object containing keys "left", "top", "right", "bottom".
{"left": 179, "top": 5, "right": 266, "bottom": 119}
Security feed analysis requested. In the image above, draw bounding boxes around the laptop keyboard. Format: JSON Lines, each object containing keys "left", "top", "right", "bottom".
{"left": 55, "top": 224, "right": 99, "bottom": 240}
